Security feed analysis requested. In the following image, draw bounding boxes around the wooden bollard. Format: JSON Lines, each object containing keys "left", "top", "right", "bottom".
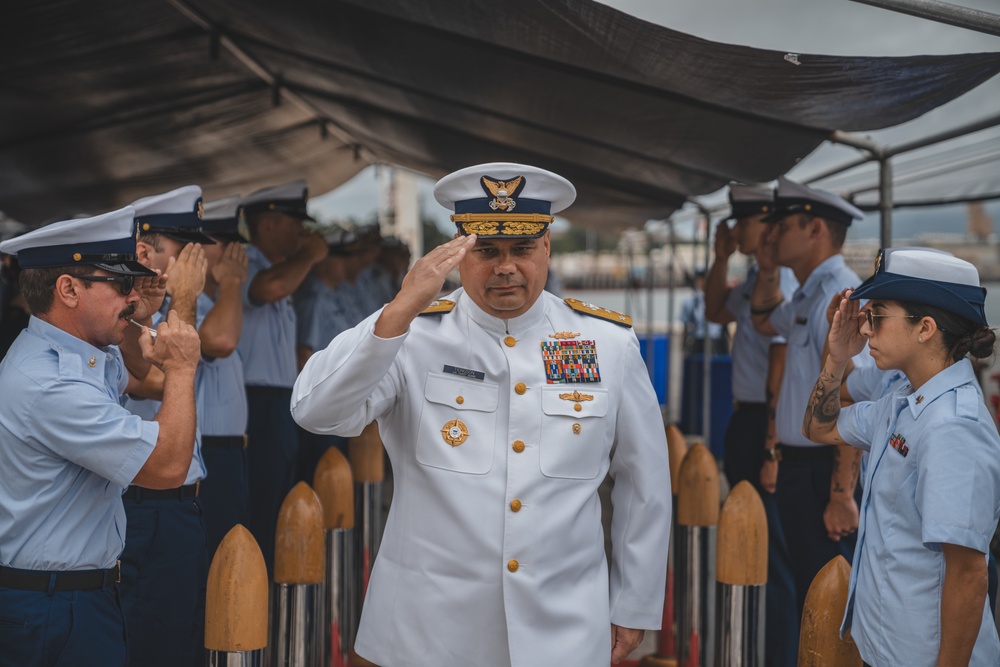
{"left": 798, "top": 556, "right": 862, "bottom": 667}
{"left": 675, "top": 443, "right": 720, "bottom": 667}
{"left": 638, "top": 423, "right": 687, "bottom": 667}
{"left": 205, "top": 525, "right": 268, "bottom": 665}
{"left": 313, "top": 448, "right": 356, "bottom": 667}
{"left": 714, "top": 481, "right": 767, "bottom": 667}
{"left": 271, "top": 482, "right": 326, "bottom": 667}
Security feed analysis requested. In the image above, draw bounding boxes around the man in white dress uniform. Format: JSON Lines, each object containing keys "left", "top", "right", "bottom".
{"left": 292, "top": 163, "right": 672, "bottom": 667}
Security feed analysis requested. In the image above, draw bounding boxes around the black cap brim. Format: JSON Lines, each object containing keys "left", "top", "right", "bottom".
{"left": 94, "top": 261, "right": 158, "bottom": 277}
{"left": 161, "top": 232, "right": 217, "bottom": 245}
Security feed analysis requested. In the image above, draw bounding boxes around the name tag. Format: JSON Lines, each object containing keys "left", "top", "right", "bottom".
{"left": 443, "top": 365, "right": 485, "bottom": 381}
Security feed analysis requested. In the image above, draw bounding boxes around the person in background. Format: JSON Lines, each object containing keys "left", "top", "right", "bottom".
{"left": 292, "top": 162, "right": 671, "bottom": 666}
{"left": 0, "top": 207, "right": 200, "bottom": 667}
{"left": 750, "top": 176, "right": 868, "bottom": 616}
{"left": 704, "top": 182, "right": 799, "bottom": 667}
{"left": 237, "top": 179, "right": 327, "bottom": 571}
{"left": 804, "top": 247, "right": 1000, "bottom": 667}
{"left": 196, "top": 195, "right": 250, "bottom": 558}
{"left": 120, "top": 185, "right": 211, "bottom": 667}
{"left": 681, "top": 268, "right": 728, "bottom": 355}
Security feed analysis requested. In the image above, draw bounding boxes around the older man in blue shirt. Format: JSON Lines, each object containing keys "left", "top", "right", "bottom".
{"left": 0, "top": 207, "right": 201, "bottom": 667}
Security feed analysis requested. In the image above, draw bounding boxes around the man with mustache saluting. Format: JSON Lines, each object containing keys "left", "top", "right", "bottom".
{"left": 293, "top": 163, "right": 672, "bottom": 667}
{"left": 0, "top": 207, "right": 201, "bottom": 667}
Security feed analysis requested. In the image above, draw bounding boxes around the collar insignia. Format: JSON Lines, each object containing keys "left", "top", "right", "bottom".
{"left": 481, "top": 175, "right": 525, "bottom": 212}
{"left": 915, "top": 395, "right": 924, "bottom": 405}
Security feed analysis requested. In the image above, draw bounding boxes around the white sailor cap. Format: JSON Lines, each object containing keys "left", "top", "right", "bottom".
{"left": 202, "top": 195, "right": 249, "bottom": 243}
{"left": 726, "top": 183, "right": 774, "bottom": 220}
{"left": 239, "top": 179, "right": 312, "bottom": 221}
{"left": 850, "top": 247, "right": 987, "bottom": 326}
{"left": 434, "top": 162, "right": 576, "bottom": 239}
{"left": 763, "top": 176, "right": 864, "bottom": 227}
{"left": 0, "top": 206, "right": 155, "bottom": 276}
{"left": 132, "top": 185, "right": 214, "bottom": 244}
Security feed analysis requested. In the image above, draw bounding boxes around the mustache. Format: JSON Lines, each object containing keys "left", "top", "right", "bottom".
{"left": 119, "top": 304, "right": 136, "bottom": 320}
{"left": 485, "top": 278, "right": 525, "bottom": 289}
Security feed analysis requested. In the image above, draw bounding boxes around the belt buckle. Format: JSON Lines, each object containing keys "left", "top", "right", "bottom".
{"left": 193, "top": 480, "right": 200, "bottom": 498}
{"left": 115, "top": 560, "right": 121, "bottom": 584}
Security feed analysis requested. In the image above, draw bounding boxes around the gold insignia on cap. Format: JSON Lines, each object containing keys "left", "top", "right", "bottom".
{"left": 483, "top": 176, "right": 523, "bottom": 212}
{"left": 88, "top": 356, "right": 97, "bottom": 368}
{"left": 461, "top": 221, "right": 500, "bottom": 236}
{"left": 805, "top": 204, "right": 812, "bottom": 211}
{"left": 197, "top": 200, "right": 204, "bottom": 220}
{"left": 549, "top": 332, "right": 580, "bottom": 340}
{"left": 559, "top": 390, "right": 594, "bottom": 402}
{"left": 874, "top": 251, "right": 883, "bottom": 274}
{"left": 441, "top": 419, "right": 469, "bottom": 447}
{"left": 502, "top": 221, "right": 545, "bottom": 235}
{"left": 142, "top": 223, "right": 151, "bottom": 231}
{"left": 73, "top": 253, "right": 82, "bottom": 262}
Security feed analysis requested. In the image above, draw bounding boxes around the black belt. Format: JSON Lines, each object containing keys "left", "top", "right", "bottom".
{"left": 246, "top": 385, "right": 292, "bottom": 397}
{"left": 202, "top": 435, "right": 247, "bottom": 449}
{"left": 0, "top": 562, "right": 120, "bottom": 592}
{"left": 122, "top": 482, "right": 200, "bottom": 501}
{"left": 733, "top": 400, "right": 766, "bottom": 411}
{"left": 777, "top": 444, "right": 836, "bottom": 462}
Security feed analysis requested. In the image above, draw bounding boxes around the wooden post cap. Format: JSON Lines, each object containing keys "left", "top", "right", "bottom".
{"left": 205, "top": 525, "right": 268, "bottom": 652}
{"left": 313, "top": 447, "right": 355, "bottom": 530}
{"left": 348, "top": 422, "right": 384, "bottom": 483}
{"left": 798, "top": 555, "right": 863, "bottom": 667}
{"left": 665, "top": 423, "right": 688, "bottom": 493}
{"left": 638, "top": 656, "right": 678, "bottom": 667}
{"left": 676, "top": 442, "right": 719, "bottom": 527}
{"left": 716, "top": 481, "right": 768, "bottom": 586}
{"left": 274, "top": 482, "right": 326, "bottom": 585}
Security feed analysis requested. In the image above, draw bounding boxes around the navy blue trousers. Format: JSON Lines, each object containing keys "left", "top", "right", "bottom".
{"left": 0, "top": 585, "right": 126, "bottom": 667}
{"left": 120, "top": 495, "right": 208, "bottom": 667}
{"left": 245, "top": 386, "right": 298, "bottom": 573}
{"left": 296, "top": 426, "right": 348, "bottom": 485}
{"left": 723, "top": 404, "right": 799, "bottom": 667}
{"left": 774, "top": 455, "right": 857, "bottom": 616}
{"left": 200, "top": 436, "right": 250, "bottom": 560}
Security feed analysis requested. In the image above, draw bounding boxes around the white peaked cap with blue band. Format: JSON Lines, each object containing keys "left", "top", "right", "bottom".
{"left": 239, "top": 179, "right": 312, "bottom": 220}
{"left": 764, "top": 176, "right": 864, "bottom": 227}
{"left": 0, "top": 206, "right": 155, "bottom": 276}
{"left": 850, "top": 247, "right": 987, "bottom": 326}
{"left": 726, "top": 183, "right": 774, "bottom": 220}
{"left": 434, "top": 162, "right": 576, "bottom": 239}
{"left": 202, "top": 195, "right": 249, "bottom": 243}
{"left": 131, "top": 185, "right": 214, "bottom": 244}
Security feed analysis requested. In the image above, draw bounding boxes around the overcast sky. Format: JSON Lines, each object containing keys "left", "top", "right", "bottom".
{"left": 310, "top": 0, "right": 1000, "bottom": 239}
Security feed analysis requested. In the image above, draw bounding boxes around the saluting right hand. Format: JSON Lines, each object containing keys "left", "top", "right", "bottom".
{"left": 295, "top": 231, "right": 329, "bottom": 265}
{"left": 374, "top": 234, "right": 477, "bottom": 338}
{"left": 211, "top": 242, "right": 249, "bottom": 287}
{"left": 166, "top": 243, "right": 207, "bottom": 301}
{"left": 140, "top": 309, "right": 201, "bottom": 373}
{"left": 714, "top": 220, "right": 737, "bottom": 260}
{"left": 828, "top": 289, "right": 866, "bottom": 365}
{"left": 755, "top": 224, "right": 779, "bottom": 273}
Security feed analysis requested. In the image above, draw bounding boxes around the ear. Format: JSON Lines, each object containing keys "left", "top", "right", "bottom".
{"left": 916, "top": 315, "right": 938, "bottom": 342}
{"left": 53, "top": 274, "right": 81, "bottom": 309}
{"left": 136, "top": 241, "right": 154, "bottom": 264}
{"left": 542, "top": 230, "right": 551, "bottom": 258}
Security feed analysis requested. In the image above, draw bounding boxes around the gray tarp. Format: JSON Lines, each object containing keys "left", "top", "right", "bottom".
{"left": 2, "top": 0, "right": 999, "bottom": 226}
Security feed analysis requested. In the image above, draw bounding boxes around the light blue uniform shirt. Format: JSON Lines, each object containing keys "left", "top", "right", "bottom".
{"left": 724, "top": 264, "right": 798, "bottom": 403}
{"left": 837, "top": 359, "right": 1000, "bottom": 666}
{"left": 123, "top": 301, "right": 206, "bottom": 485}
{"left": 335, "top": 281, "right": 371, "bottom": 328}
{"left": 238, "top": 244, "right": 298, "bottom": 388}
{"left": 680, "top": 292, "right": 724, "bottom": 341}
{"left": 294, "top": 276, "right": 353, "bottom": 353}
{"left": 195, "top": 292, "right": 247, "bottom": 437}
{"left": 770, "top": 255, "right": 864, "bottom": 446}
{"left": 0, "top": 317, "right": 158, "bottom": 570}
{"left": 846, "top": 362, "right": 907, "bottom": 403}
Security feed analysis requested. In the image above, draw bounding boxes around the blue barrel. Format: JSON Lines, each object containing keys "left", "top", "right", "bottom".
{"left": 638, "top": 333, "right": 671, "bottom": 406}
{"left": 679, "top": 353, "right": 733, "bottom": 459}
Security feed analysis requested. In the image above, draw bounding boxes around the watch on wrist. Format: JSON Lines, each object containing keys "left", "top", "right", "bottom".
{"left": 764, "top": 447, "right": 782, "bottom": 463}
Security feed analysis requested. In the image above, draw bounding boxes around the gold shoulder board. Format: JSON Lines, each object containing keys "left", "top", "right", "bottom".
{"left": 419, "top": 299, "right": 457, "bottom": 315}
{"left": 563, "top": 298, "right": 632, "bottom": 328}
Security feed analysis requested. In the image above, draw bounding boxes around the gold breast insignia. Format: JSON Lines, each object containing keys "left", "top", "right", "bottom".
{"left": 441, "top": 419, "right": 469, "bottom": 447}
{"left": 549, "top": 332, "right": 581, "bottom": 340}
{"left": 559, "top": 391, "right": 594, "bottom": 402}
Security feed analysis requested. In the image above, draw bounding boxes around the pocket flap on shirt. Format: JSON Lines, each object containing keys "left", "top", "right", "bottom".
{"left": 424, "top": 373, "right": 498, "bottom": 412}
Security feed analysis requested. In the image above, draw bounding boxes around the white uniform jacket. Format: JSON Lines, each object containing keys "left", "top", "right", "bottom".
{"left": 292, "top": 288, "right": 672, "bottom": 667}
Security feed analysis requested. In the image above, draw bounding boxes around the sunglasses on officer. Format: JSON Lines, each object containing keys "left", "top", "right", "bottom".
{"left": 76, "top": 274, "right": 135, "bottom": 296}
{"left": 858, "top": 308, "right": 918, "bottom": 332}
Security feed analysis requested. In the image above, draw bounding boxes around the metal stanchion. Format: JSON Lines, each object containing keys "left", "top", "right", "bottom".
{"left": 313, "top": 448, "right": 356, "bottom": 667}
{"left": 675, "top": 442, "right": 719, "bottom": 667}
{"left": 205, "top": 525, "right": 268, "bottom": 666}
{"left": 714, "top": 481, "right": 767, "bottom": 667}
{"left": 347, "top": 423, "right": 384, "bottom": 667}
{"left": 271, "top": 482, "right": 325, "bottom": 667}
{"left": 798, "top": 556, "right": 863, "bottom": 667}
{"left": 639, "top": 422, "right": 687, "bottom": 667}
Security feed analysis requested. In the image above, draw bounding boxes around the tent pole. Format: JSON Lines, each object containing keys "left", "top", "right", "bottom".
{"left": 879, "top": 157, "right": 893, "bottom": 248}
{"left": 847, "top": 0, "right": 1000, "bottom": 37}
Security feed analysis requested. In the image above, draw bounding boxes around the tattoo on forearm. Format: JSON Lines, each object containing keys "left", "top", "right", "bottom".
{"left": 804, "top": 370, "right": 841, "bottom": 438}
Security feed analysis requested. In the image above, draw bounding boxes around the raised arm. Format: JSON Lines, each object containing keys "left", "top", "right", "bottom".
{"left": 749, "top": 225, "right": 782, "bottom": 335}
{"left": 200, "top": 242, "right": 248, "bottom": 359}
{"left": 705, "top": 220, "right": 737, "bottom": 324}
{"left": 248, "top": 232, "right": 327, "bottom": 304}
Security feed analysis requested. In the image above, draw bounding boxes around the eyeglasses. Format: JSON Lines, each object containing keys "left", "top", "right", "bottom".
{"left": 860, "top": 310, "right": 918, "bottom": 332}
{"left": 76, "top": 274, "right": 134, "bottom": 296}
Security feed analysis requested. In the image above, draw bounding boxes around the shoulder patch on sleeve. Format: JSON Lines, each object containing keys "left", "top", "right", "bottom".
{"left": 563, "top": 298, "right": 632, "bottom": 328}
{"left": 419, "top": 299, "right": 456, "bottom": 316}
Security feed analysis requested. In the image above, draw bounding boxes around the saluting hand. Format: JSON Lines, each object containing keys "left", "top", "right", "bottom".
{"left": 755, "top": 224, "right": 779, "bottom": 273}
{"left": 374, "top": 234, "right": 477, "bottom": 338}
{"left": 294, "top": 230, "right": 329, "bottom": 265}
{"left": 714, "top": 220, "right": 737, "bottom": 260}
{"left": 211, "top": 242, "right": 249, "bottom": 287}
{"left": 828, "top": 289, "right": 866, "bottom": 365}
{"left": 132, "top": 269, "right": 168, "bottom": 322}
{"left": 139, "top": 309, "right": 201, "bottom": 373}
{"left": 166, "top": 243, "right": 207, "bottom": 301}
